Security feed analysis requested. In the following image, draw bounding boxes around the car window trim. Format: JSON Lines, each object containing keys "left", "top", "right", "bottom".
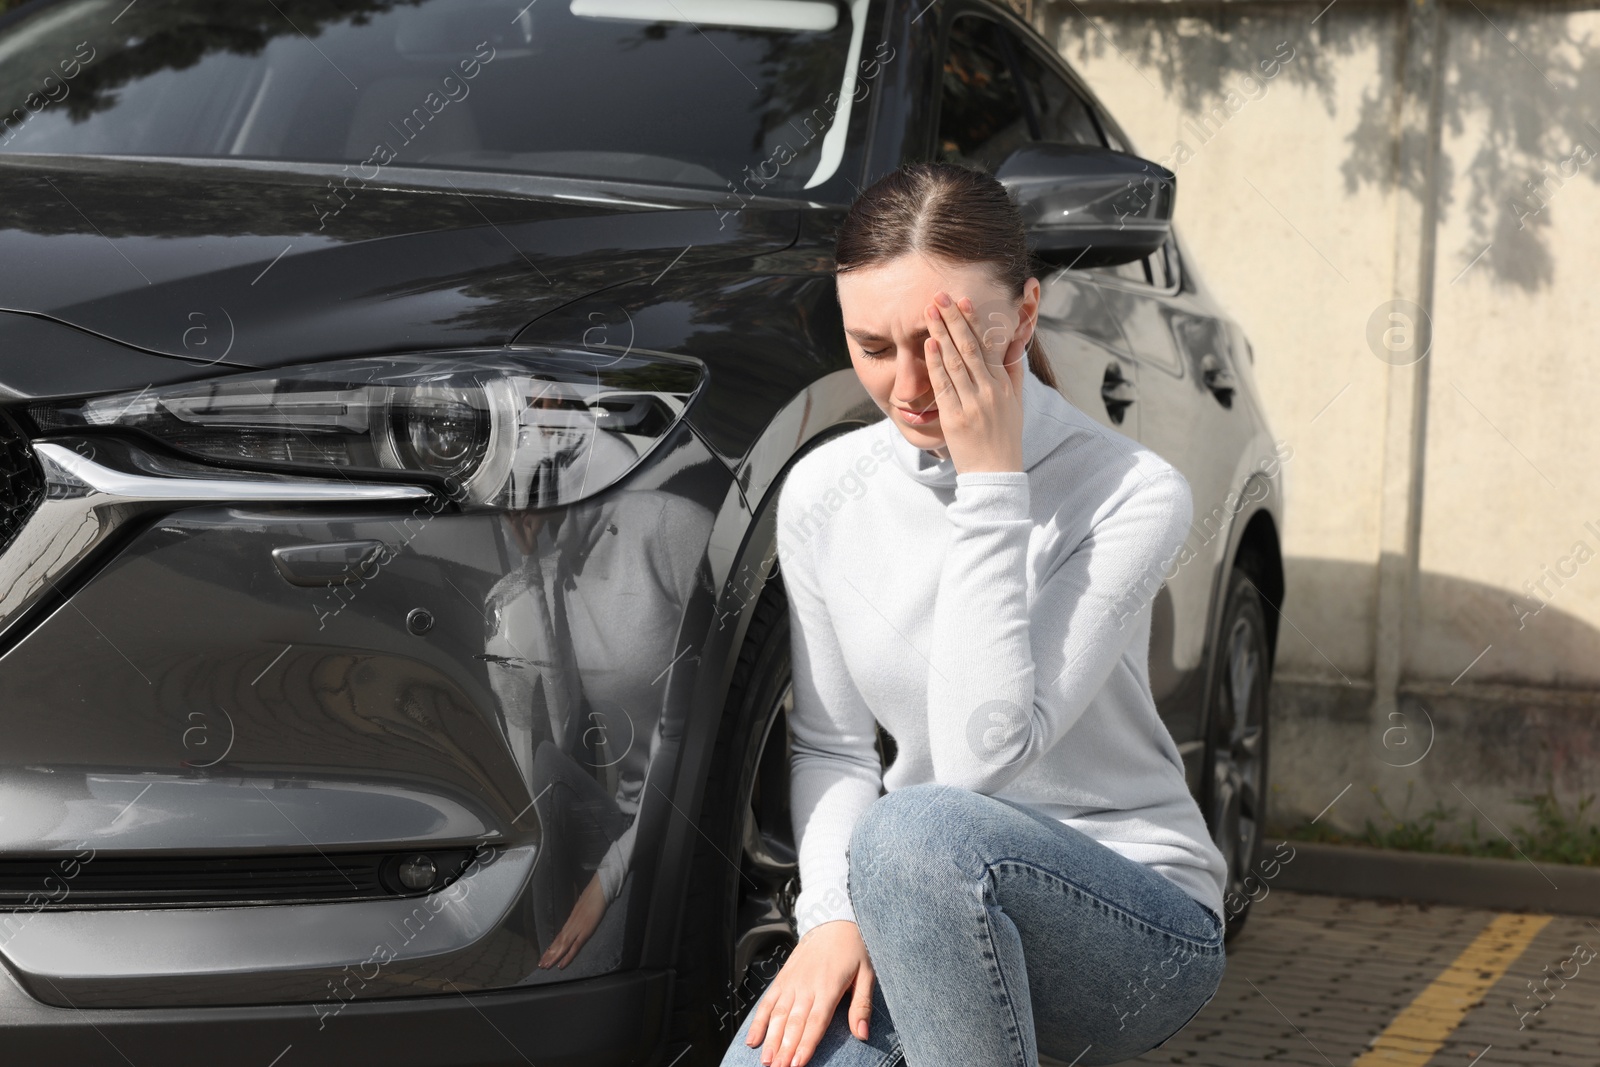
{"left": 1165, "top": 231, "right": 1187, "bottom": 293}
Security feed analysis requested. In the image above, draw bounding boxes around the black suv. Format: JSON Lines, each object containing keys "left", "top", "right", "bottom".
{"left": 0, "top": 1, "right": 1284, "bottom": 1064}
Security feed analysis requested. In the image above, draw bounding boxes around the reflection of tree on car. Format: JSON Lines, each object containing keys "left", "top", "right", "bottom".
{"left": 484, "top": 386, "right": 714, "bottom": 975}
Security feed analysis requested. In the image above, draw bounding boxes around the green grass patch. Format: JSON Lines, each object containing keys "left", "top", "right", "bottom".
{"left": 1283, "top": 781, "right": 1600, "bottom": 867}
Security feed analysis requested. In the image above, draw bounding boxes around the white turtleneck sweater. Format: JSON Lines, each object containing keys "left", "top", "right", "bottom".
{"left": 778, "top": 368, "right": 1228, "bottom": 938}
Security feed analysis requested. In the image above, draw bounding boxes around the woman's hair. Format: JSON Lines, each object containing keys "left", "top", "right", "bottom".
{"left": 833, "top": 161, "right": 1060, "bottom": 392}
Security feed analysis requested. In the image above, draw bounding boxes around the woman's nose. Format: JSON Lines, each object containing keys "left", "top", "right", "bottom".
{"left": 892, "top": 350, "right": 933, "bottom": 405}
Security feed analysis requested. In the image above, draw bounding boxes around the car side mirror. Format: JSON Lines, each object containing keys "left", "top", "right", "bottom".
{"left": 995, "top": 143, "right": 1175, "bottom": 270}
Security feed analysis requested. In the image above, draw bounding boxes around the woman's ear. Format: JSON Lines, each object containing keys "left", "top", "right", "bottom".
{"left": 1016, "top": 276, "right": 1042, "bottom": 346}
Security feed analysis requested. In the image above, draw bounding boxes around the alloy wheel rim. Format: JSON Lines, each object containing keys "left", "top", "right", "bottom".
{"left": 1212, "top": 611, "right": 1265, "bottom": 906}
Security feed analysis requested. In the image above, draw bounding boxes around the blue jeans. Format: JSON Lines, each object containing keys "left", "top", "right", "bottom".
{"left": 719, "top": 783, "right": 1225, "bottom": 1067}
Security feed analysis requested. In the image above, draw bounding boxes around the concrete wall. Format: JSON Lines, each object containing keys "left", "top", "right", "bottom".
{"left": 1024, "top": 0, "right": 1600, "bottom": 843}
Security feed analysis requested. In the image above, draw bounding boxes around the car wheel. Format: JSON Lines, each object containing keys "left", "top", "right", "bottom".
{"left": 667, "top": 577, "right": 798, "bottom": 1064}
{"left": 1202, "top": 563, "right": 1271, "bottom": 942}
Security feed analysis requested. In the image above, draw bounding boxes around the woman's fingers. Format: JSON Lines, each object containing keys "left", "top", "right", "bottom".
{"left": 847, "top": 965, "right": 874, "bottom": 1040}
{"left": 788, "top": 998, "right": 836, "bottom": 1067}
{"left": 770, "top": 994, "right": 814, "bottom": 1067}
{"left": 734, "top": 924, "right": 876, "bottom": 1067}
{"left": 925, "top": 334, "right": 959, "bottom": 414}
{"left": 753, "top": 989, "right": 798, "bottom": 1065}
{"left": 925, "top": 300, "right": 972, "bottom": 400}
{"left": 935, "top": 290, "right": 998, "bottom": 386}
{"left": 746, "top": 988, "right": 780, "bottom": 1048}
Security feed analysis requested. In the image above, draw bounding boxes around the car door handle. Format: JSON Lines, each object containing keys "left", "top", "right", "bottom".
{"left": 1199, "top": 353, "right": 1235, "bottom": 404}
{"left": 1100, "top": 362, "right": 1137, "bottom": 424}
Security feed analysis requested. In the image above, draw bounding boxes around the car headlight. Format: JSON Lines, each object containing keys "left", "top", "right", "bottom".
{"left": 26, "top": 347, "right": 705, "bottom": 511}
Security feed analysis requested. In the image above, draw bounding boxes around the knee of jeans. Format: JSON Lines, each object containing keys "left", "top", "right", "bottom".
{"left": 848, "top": 783, "right": 963, "bottom": 895}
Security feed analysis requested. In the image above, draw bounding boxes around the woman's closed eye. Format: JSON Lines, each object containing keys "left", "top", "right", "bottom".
{"left": 859, "top": 346, "right": 890, "bottom": 359}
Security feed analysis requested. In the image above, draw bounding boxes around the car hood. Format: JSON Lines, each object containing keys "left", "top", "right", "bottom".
{"left": 0, "top": 154, "right": 799, "bottom": 377}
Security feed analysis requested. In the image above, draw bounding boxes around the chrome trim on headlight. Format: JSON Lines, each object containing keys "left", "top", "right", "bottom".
{"left": 0, "top": 439, "right": 433, "bottom": 645}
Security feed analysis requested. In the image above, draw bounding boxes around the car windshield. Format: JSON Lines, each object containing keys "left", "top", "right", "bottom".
{"left": 0, "top": 0, "right": 872, "bottom": 196}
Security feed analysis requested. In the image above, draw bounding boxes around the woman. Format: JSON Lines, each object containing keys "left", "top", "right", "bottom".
{"left": 717, "top": 161, "right": 1229, "bottom": 1067}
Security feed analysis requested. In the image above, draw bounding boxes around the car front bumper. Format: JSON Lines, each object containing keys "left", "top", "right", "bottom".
{"left": 0, "top": 964, "right": 669, "bottom": 1067}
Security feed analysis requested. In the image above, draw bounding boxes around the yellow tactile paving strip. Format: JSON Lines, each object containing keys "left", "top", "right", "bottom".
{"left": 1350, "top": 913, "right": 1552, "bottom": 1066}
{"left": 1135, "top": 891, "right": 1600, "bottom": 1066}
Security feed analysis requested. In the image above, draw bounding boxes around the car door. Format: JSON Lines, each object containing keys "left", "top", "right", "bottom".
{"left": 933, "top": 10, "right": 1141, "bottom": 438}
{"left": 1088, "top": 226, "right": 1256, "bottom": 757}
{"left": 1116, "top": 236, "right": 1257, "bottom": 572}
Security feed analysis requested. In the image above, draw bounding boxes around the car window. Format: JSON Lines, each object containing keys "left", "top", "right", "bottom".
{"left": 936, "top": 14, "right": 1030, "bottom": 173}
{"left": 1010, "top": 41, "right": 1103, "bottom": 146}
{"left": 0, "top": 0, "right": 869, "bottom": 198}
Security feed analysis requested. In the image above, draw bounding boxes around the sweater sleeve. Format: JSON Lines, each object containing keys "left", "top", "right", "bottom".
{"left": 925, "top": 463, "right": 1193, "bottom": 794}
{"left": 778, "top": 477, "right": 884, "bottom": 939}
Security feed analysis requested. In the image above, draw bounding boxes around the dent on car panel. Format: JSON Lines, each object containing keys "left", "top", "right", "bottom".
{"left": 0, "top": 419, "right": 732, "bottom": 1005}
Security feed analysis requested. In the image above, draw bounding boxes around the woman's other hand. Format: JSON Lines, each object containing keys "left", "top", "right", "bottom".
{"left": 745, "top": 919, "right": 875, "bottom": 1067}
{"left": 924, "top": 289, "right": 1027, "bottom": 475}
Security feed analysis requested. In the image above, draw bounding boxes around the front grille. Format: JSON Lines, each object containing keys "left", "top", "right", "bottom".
{"left": 0, "top": 411, "right": 44, "bottom": 557}
{"left": 0, "top": 849, "right": 479, "bottom": 909}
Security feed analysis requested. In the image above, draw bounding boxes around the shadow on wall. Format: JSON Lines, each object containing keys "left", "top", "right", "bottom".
{"left": 1275, "top": 556, "right": 1600, "bottom": 692}
{"left": 1267, "top": 677, "right": 1600, "bottom": 861}
{"left": 1043, "top": 0, "right": 1600, "bottom": 293}
{"left": 1264, "top": 556, "right": 1600, "bottom": 839}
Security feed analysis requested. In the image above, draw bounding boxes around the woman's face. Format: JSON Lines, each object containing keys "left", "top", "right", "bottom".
{"left": 836, "top": 252, "right": 1039, "bottom": 457}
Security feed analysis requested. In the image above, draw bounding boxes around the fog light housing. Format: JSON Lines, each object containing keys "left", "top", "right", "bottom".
{"left": 397, "top": 854, "right": 438, "bottom": 891}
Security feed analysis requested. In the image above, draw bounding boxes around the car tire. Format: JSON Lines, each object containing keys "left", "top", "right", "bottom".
{"left": 666, "top": 576, "right": 799, "bottom": 1065}
{"left": 1201, "top": 562, "right": 1272, "bottom": 943}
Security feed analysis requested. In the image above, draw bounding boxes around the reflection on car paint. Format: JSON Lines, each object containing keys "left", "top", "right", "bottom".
{"left": 484, "top": 456, "right": 714, "bottom": 974}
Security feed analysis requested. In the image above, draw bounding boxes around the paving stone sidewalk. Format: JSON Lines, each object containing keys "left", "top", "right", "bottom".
{"left": 1136, "top": 890, "right": 1600, "bottom": 1066}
